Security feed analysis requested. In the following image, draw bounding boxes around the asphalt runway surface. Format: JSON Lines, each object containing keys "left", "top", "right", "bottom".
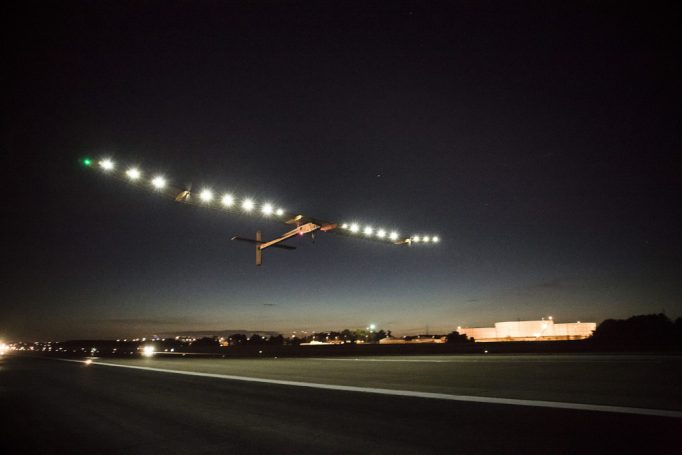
{"left": 2, "top": 355, "right": 680, "bottom": 454}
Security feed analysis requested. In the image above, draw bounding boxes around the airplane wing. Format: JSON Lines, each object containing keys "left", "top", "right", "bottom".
{"left": 82, "top": 157, "right": 441, "bottom": 259}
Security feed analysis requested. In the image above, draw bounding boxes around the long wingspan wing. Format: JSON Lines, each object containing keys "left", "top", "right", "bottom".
{"left": 82, "top": 157, "right": 441, "bottom": 246}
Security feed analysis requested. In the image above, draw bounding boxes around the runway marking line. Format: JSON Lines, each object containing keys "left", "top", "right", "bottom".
{"left": 313, "top": 358, "right": 452, "bottom": 363}
{"left": 56, "top": 358, "right": 682, "bottom": 419}
{"left": 309, "top": 357, "right": 670, "bottom": 364}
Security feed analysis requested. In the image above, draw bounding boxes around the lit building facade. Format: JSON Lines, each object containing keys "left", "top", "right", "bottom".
{"left": 458, "top": 320, "right": 596, "bottom": 342}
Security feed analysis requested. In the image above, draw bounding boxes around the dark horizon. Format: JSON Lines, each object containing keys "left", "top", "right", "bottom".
{"left": 3, "top": 1, "right": 680, "bottom": 341}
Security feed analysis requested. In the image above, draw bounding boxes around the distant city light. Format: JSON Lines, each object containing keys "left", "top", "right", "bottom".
{"left": 341, "top": 223, "right": 349, "bottom": 229}
{"left": 389, "top": 231, "right": 399, "bottom": 241}
{"left": 126, "top": 168, "right": 141, "bottom": 180}
{"left": 423, "top": 236, "right": 431, "bottom": 243}
{"left": 142, "top": 345, "right": 155, "bottom": 357}
{"left": 350, "top": 223, "right": 360, "bottom": 233}
{"left": 432, "top": 236, "right": 440, "bottom": 243}
{"left": 99, "top": 159, "right": 115, "bottom": 171}
{"left": 199, "top": 189, "right": 213, "bottom": 202}
{"left": 412, "top": 235, "right": 421, "bottom": 242}
{"left": 275, "top": 208, "right": 284, "bottom": 216}
{"left": 221, "top": 194, "right": 234, "bottom": 207}
{"left": 363, "top": 226, "right": 373, "bottom": 236}
{"left": 151, "top": 176, "right": 166, "bottom": 189}
{"left": 376, "top": 229, "right": 386, "bottom": 239}
{"left": 242, "top": 198, "right": 255, "bottom": 212}
{"left": 262, "top": 203, "right": 274, "bottom": 216}
{"left": 84, "top": 359, "right": 92, "bottom": 365}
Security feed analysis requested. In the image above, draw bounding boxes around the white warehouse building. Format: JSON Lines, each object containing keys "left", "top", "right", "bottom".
{"left": 458, "top": 319, "right": 596, "bottom": 342}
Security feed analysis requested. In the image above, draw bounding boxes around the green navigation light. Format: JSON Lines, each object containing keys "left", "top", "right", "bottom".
{"left": 82, "top": 158, "right": 92, "bottom": 166}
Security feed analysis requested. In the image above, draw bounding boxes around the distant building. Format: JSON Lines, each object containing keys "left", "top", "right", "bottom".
{"left": 458, "top": 320, "right": 595, "bottom": 342}
{"left": 379, "top": 337, "right": 406, "bottom": 344}
{"left": 300, "top": 340, "right": 338, "bottom": 346}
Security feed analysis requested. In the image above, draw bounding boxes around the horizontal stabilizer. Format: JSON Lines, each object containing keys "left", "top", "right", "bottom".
{"left": 231, "top": 236, "right": 296, "bottom": 250}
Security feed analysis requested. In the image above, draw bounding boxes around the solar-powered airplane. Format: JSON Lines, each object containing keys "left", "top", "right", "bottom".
{"left": 82, "top": 157, "right": 440, "bottom": 265}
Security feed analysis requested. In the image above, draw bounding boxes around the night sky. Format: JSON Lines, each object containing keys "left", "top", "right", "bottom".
{"left": 3, "top": 1, "right": 680, "bottom": 341}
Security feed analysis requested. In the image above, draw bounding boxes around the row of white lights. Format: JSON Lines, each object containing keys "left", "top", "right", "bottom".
{"left": 98, "top": 159, "right": 286, "bottom": 216}
{"left": 98, "top": 158, "right": 439, "bottom": 243}
{"left": 340, "top": 222, "right": 439, "bottom": 243}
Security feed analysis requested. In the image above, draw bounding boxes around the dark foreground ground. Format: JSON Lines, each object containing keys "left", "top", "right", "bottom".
{"left": 1, "top": 355, "right": 679, "bottom": 454}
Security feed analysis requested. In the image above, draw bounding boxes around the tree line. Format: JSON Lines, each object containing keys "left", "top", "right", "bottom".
{"left": 590, "top": 313, "right": 682, "bottom": 349}
{"left": 189, "top": 328, "right": 473, "bottom": 346}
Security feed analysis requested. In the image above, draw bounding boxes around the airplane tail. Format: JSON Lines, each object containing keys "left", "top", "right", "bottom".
{"left": 256, "top": 230, "right": 262, "bottom": 266}
{"left": 231, "top": 231, "right": 296, "bottom": 266}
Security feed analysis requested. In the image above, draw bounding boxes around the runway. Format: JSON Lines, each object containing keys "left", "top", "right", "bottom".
{"left": 2, "top": 355, "right": 679, "bottom": 454}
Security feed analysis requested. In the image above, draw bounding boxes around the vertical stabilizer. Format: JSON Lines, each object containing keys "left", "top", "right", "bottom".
{"left": 255, "top": 230, "right": 262, "bottom": 266}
